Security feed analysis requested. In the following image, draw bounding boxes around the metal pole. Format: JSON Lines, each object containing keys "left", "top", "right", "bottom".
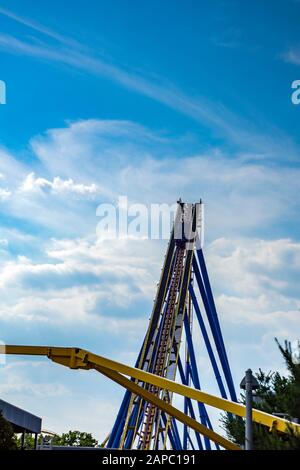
{"left": 245, "top": 369, "right": 253, "bottom": 450}
{"left": 34, "top": 433, "right": 38, "bottom": 450}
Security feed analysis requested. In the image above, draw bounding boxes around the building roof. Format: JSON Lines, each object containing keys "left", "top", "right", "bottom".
{"left": 0, "top": 399, "right": 42, "bottom": 434}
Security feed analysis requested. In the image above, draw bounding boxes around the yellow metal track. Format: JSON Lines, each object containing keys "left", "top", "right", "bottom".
{"left": 1, "top": 344, "right": 299, "bottom": 441}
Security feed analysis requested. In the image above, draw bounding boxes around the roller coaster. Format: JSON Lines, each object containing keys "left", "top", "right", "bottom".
{"left": 0, "top": 201, "right": 299, "bottom": 450}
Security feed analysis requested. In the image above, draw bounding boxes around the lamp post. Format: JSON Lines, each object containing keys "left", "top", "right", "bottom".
{"left": 240, "top": 369, "right": 259, "bottom": 450}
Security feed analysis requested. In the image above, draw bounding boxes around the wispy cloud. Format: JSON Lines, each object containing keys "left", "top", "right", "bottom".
{"left": 211, "top": 27, "right": 244, "bottom": 50}
{"left": 0, "top": 5, "right": 80, "bottom": 47}
{"left": 0, "top": 118, "right": 299, "bottom": 241}
{"left": 283, "top": 47, "right": 300, "bottom": 65}
{"left": 0, "top": 8, "right": 298, "bottom": 158}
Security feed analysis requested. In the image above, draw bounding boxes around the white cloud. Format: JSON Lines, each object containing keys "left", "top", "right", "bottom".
{"left": 0, "top": 119, "right": 298, "bottom": 438}
{"left": 0, "top": 120, "right": 299, "bottom": 338}
{"left": 199, "top": 237, "right": 300, "bottom": 343}
{"left": 0, "top": 188, "right": 12, "bottom": 200}
{"left": 283, "top": 47, "right": 300, "bottom": 65}
{"left": 0, "top": 236, "right": 157, "bottom": 293}
{"left": 0, "top": 117, "right": 298, "bottom": 242}
{"left": 26, "top": 119, "right": 300, "bottom": 240}
{"left": 0, "top": 286, "right": 148, "bottom": 341}
{"left": 20, "top": 172, "right": 100, "bottom": 197}
{"left": 0, "top": 359, "right": 120, "bottom": 440}
{"left": 0, "top": 235, "right": 157, "bottom": 340}
{"left": 207, "top": 237, "right": 300, "bottom": 294}
{"left": 0, "top": 148, "right": 27, "bottom": 185}
{"left": 0, "top": 361, "right": 69, "bottom": 397}
{"left": 0, "top": 232, "right": 299, "bottom": 347}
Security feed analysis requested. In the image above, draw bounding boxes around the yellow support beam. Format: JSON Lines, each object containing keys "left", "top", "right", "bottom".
{"left": 1, "top": 345, "right": 299, "bottom": 436}
{"left": 96, "top": 364, "right": 240, "bottom": 450}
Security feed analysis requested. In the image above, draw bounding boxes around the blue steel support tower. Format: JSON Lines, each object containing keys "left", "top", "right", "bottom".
{"left": 108, "top": 201, "right": 236, "bottom": 450}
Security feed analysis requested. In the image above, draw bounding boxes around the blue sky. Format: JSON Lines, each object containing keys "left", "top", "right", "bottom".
{"left": 0, "top": 0, "right": 300, "bottom": 441}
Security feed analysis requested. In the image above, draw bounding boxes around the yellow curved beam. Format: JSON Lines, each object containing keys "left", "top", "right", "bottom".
{"left": 1, "top": 345, "right": 299, "bottom": 436}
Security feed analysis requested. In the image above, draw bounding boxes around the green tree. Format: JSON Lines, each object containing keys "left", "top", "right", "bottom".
{"left": 221, "top": 339, "right": 300, "bottom": 450}
{"left": 55, "top": 430, "right": 98, "bottom": 447}
{"left": 0, "top": 411, "right": 18, "bottom": 450}
{"left": 15, "top": 430, "right": 99, "bottom": 449}
{"left": 15, "top": 433, "right": 38, "bottom": 450}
